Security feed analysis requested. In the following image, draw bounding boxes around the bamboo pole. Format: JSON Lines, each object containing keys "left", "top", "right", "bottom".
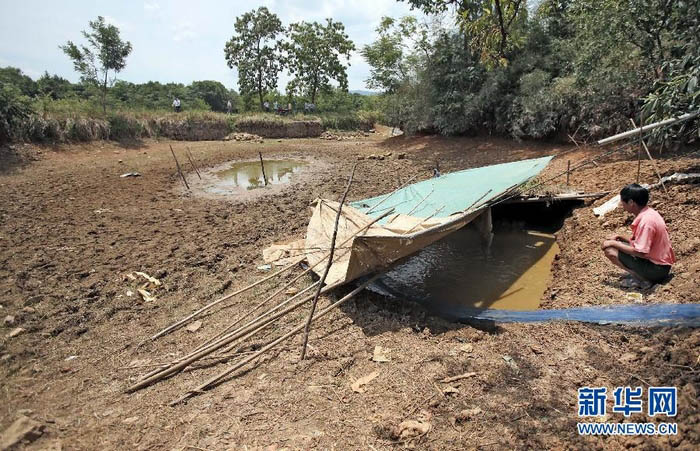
{"left": 128, "top": 279, "right": 340, "bottom": 392}
{"left": 169, "top": 272, "right": 384, "bottom": 406}
{"left": 630, "top": 119, "right": 667, "bottom": 193}
{"left": 213, "top": 281, "right": 321, "bottom": 356}
{"left": 597, "top": 112, "right": 698, "bottom": 145}
{"left": 170, "top": 145, "right": 190, "bottom": 190}
{"left": 566, "top": 160, "right": 571, "bottom": 187}
{"left": 134, "top": 280, "right": 325, "bottom": 384}
{"left": 186, "top": 147, "right": 202, "bottom": 180}
{"left": 259, "top": 152, "right": 268, "bottom": 186}
{"left": 366, "top": 172, "right": 421, "bottom": 214}
{"left": 136, "top": 208, "right": 395, "bottom": 382}
{"left": 404, "top": 206, "right": 446, "bottom": 234}
{"left": 149, "top": 260, "right": 298, "bottom": 341}
{"left": 197, "top": 206, "right": 393, "bottom": 347}
{"left": 195, "top": 281, "right": 320, "bottom": 354}
{"left": 300, "top": 164, "right": 357, "bottom": 360}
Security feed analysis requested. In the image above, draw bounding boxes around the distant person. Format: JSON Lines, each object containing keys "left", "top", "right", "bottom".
{"left": 226, "top": 100, "right": 232, "bottom": 114}
{"left": 601, "top": 184, "right": 675, "bottom": 289}
{"left": 172, "top": 97, "right": 181, "bottom": 113}
{"left": 263, "top": 101, "right": 270, "bottom": 112}
{"left": 273, "top": 101, "right": 278, "bottom": 113}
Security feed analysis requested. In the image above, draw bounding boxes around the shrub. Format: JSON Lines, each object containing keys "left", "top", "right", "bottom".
{"left": 0, "top": 83, "right": 34, "bottom": 143}
{"left": 319, "top": 111, "right": 381, "bottom": 131}
{"left": 107, "top": 114, "right": 146, "bottom": 141}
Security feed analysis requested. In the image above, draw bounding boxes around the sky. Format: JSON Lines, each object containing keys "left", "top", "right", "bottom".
{"left": 0, "top": 0, "right": 426, "bottom": 92}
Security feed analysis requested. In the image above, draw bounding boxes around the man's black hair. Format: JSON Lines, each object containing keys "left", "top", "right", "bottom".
{"left": 620, "top": 183, "right": 649, "bottom": 206}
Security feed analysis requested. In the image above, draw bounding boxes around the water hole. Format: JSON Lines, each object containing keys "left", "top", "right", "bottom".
{"left": 211, "top": 160, "right": 307, "bottom": 192}
{"left": 373, "top": 201, "right": 580, "bottom": 317}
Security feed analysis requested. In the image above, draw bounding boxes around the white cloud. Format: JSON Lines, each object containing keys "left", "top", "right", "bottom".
{"left": 171, "top": 21, "right": 198, "bottom": 42}
{"left": 144, "top": 1, "right": 160, "bottom": 13}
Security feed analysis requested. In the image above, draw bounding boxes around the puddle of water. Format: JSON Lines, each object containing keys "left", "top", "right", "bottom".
{"left": 377, "top": 226, "right": 559, "bottom": 313}
{"left": 212, "top": 160, "right": 307, "bottom": 191}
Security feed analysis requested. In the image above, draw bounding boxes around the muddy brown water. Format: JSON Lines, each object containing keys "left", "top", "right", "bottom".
{"left": 211, "top": 160, "right": 307, "bottom": 192}
{"left": 376, "top": 225, "right": 559, "bottom": 314}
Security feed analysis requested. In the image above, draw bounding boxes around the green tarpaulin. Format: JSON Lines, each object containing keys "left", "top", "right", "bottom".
{"left": 351, "top": 156, "right": 554, "bottom": 223}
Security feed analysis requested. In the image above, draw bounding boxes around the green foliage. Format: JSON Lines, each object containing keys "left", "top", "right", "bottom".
{"left": 224, "top": 7, "right": 284, "bottom": 109}
{"left": 427, "top": 33, "right": 484, "bottom": 135}
{"left": 319, "top": 111, "right": 383, "bottom": 131}
{"left": 361, "top": 16, "right": 424, "bottom": 93}
{"left": 37, "top": 72, "right": 74, "bottom": 100}
{"left": 189, "top": 80, "right": 234, "bottom": 112}
{"left": 107, "top": 114, "right": 147, "bottom": 141}
{"left": 641, "top": 0, "right": 700, "bottom": 142}
{"left": 369, "top": 1, "right": 698, "bottom": 143}
{"left": 60, "top": 16, "right": 132, "bottom": 113}
{"left": 400, "top": 0, "right": 528, "bottom": 66}
{"left": 284, "top": 19, "right": 355, "bottom": 103}
{"left": 0, "top": 83, "right": 34, "bottom": 143}
{"left": 0, "top": 67, "right": 38, "bottom": 97}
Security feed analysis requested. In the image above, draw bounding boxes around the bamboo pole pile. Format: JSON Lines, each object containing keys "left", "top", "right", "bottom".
{"left": 126, "top": 166, "right": 395, "bottom": 404}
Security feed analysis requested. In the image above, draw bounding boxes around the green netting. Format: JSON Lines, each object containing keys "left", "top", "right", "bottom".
{"left": 351, "top": 156, "right": 554, "bottom": 223}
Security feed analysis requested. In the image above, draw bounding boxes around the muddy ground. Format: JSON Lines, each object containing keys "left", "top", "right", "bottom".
{"left": 0, "top": 130, "right": 698, "bottom": 450}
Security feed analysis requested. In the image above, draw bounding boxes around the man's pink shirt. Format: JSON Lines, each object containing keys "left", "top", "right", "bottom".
{"left": 630, "top": 206, "right": 676, "bottom": 266}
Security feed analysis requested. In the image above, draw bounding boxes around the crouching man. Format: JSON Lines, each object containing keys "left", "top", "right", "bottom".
{"left": 601, "top": 184, "right": 675, "bottom": 289}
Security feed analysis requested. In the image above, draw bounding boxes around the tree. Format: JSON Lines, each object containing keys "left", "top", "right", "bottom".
{"left": 0, "top": 67, "right": 38, "bottom": 97}
{"left": 189, "top": 80, "right": 231, "bottom": 112}
{"left": 284, "top": 19, "right": 355, "bottom": 104}
{"left": 60, "top": 16, "right": 132, "bottom": 113}
{"left": 224, "top": 7, "right": 284, "bottom": 110}
{"left": 37, "top": 72, "right": 74, "bottom": 100}
{"left": 400, "top": 0, "right": 527, "bottom": 66}
{"left": 361, "top": 16, "right": 431, "bottom": 93}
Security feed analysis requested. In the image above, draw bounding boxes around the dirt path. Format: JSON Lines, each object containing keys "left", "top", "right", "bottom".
{"left": 0, "top": 133, "right": 698, "bottom": 449}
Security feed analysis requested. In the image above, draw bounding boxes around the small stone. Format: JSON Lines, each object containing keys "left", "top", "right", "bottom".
{"left": 7, "top": 327, "right": 25, "bottom": 338}
{"left": 455, "top": 407, "right": 483, "bottom": 423}
{"left": 459, "top": 343, "right": 473, "bottom": 353}
{"left": 22, "top": 307, "right": 35, "bottom": 314}
{"left": 122, "top": 416, "right": 139, "bottom": 425}
{"left": 186, "top": 320, "right": 202, "bottom": 333}
{"left": 3, "top": 315, "right": 15, "bottom": 326}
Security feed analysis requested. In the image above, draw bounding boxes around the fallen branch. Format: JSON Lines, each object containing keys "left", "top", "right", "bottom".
{"left": 440, "top": 372, "right": 477, "bottom": 383}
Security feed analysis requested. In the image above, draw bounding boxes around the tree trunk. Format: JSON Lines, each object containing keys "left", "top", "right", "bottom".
{"left": 310, "top": 74, "right": 318, "bottom": 104}
{"left": 102, "top": 70, "right": 108, "bottom": 114}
